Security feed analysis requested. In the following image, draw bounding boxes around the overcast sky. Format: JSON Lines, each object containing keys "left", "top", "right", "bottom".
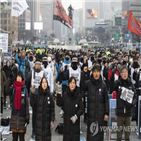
{"left": 62, "top": 0, "right": 83, "bottom": 11}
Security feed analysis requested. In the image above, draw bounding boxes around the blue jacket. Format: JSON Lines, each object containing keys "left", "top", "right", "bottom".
{"left": 15, "top": 53, "right": 28, "bottom": 80}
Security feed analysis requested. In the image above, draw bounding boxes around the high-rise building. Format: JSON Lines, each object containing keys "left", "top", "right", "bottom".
{"left": 40, "top": 0, "right": 54, "bottom": 37}
{"left": 18, "top": 9, "right": 31, "bottom": 40}
{"left": 0, "top": 2, "right": 18, "bottom": 44}
{"left": 27, "top": 0, "right": 40, "bottom": 38}
{"left": 122, "top": 0, "right": 141, "bottom": 42}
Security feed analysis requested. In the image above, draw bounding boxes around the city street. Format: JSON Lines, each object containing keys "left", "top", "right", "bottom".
{"left": 1, "top": 98, "right": 141, "bottom": 141}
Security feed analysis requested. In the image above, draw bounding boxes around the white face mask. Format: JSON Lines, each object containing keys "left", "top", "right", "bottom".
{"left": 48, "top": 57, "right": 52, "bottom": 62}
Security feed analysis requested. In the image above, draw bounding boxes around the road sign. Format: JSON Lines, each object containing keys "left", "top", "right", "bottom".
{"left": 114, "top": 33, "right": 121, "bottom": 40}
{"left": 125, "top": 34, "right": 131, "bottom": 40}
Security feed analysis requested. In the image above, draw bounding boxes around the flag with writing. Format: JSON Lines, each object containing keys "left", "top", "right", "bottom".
{"left": 127, "top": 11, "right": 141, "bottom": 37}
{"left": 53, "top": 0, "right": 72, "bottom": 28}
{"left": 11, "top": 0, "right": 29, "bottom": 17}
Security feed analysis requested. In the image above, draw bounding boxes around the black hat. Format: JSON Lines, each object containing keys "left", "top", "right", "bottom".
{"left": 35, "top": 59, "right": 41, "bottom": 65}
{"left": 83, "top": 62, "right": 88, "bottom": 68}
{"left": 65, "top": 52, "right": 70, "bottom": 56}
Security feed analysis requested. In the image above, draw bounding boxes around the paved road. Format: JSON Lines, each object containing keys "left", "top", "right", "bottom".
{"left": 1, "top": 99, "right": 141, "bottom": 141}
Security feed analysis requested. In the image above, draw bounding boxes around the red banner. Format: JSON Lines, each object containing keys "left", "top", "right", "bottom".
{"left": 127, "top": 11, "right": 141, "bottom": 37}
{"left": 53, "top": 0, "right": 72, "bottom": 28}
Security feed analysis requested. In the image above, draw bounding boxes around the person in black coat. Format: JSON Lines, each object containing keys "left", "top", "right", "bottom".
{"left": 114, "top": 66, "right": 137, "bottom": 141}
{"left": 30, "top": 77, "right": 55, "bottom": 141}
{"left": 3, "top": 60, "right": 13, "bottom": 108}
{"left": 80, "top": 63, "right": 90, "bottom": 123}
{"left": 84, "top": 64, "right": 109, "bottom": 141}
{"left": 57, "top": 76, "right": 84, "bottom": 141}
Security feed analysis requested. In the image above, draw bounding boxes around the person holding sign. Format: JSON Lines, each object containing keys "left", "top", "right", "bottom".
{"left": 114, "top": 66, "right": 137, "bottom": 141}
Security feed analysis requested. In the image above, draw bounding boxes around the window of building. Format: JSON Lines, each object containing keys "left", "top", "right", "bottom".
{"left": 20, "top": 23, "right": 22, "bottom": 26}
{"left": 20, "top": 19, "right": 22, "bottom": 22}
{"left": 1, "top": 13, "right": 3, "bottom": 17}
{"left": 4, "top": 20, "right": 7, "bottom": 24}
{"left": 4, "top": 13, "right": 7, "bottom": 17}
{"left": 8, "top": 27, "right": 10, "bottom": 31}
{"left": 8, "top": 20, "right": 10, "bottom": 24}
{"left": 4, "top": 27, "right": 7, "bottom": 31}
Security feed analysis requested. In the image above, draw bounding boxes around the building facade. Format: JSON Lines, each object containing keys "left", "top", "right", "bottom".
{"left": 18, "top": 9, "right": 31, "bottom": 40}
{"left": 0, "top": 2, "right": 18, "bottom": 44}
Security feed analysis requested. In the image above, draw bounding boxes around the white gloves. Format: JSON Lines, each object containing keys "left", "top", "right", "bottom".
{"left": 56, "top": 82, "right": 62, "bottom": 94}
{"left": 70, "top": 114, "right": 78, "bottom": 124}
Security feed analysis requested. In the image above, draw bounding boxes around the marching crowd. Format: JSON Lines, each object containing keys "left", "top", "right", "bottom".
{"left": 1, "top": 46, "right": 141, "bottom": 141}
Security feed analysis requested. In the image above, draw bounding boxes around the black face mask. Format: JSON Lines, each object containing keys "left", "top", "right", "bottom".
{"left": 35, "top": 68, "right": 40, "bottom": 73}
{"left": 43, "top": 61, "right": 48, "bottom": 68}
{"left": 71, "top": 62, "right": 78, "bottom": 70}
{"left": 91, "top": 57, "right": 94, "bottom": 61}
{"left": 103, "top": 60, "right": 106, "bottom": 64}
{"left": 18, "top": 56, "right": 21, "bottom": 59}
{"left": 123, "top": 61, "right": 126, "bottom": 65}
{"left": 65, "top": 57, "right": 69, "bottom": 61}
{"left": 29, "top": 56, "right": 33, "bottom": 61}
{"left": 80, "top": 58, "right": 83, "bottom": 63}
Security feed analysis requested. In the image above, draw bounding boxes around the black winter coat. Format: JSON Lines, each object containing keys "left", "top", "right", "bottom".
{"left": 30, "top": 87, "right": 55, "bottom": 141}
{"left": 3, "top": 65, "right": 12, "bottom": 79}
{"left": 80, "top": 71, "right": 90, "bottom": 98}
{"left": 114, "top": 77, "right": 137, "bottom": 117}
{"left": 57, "top": 87, "right": 84, "bottom": 141}
{"left": 84, "top": 76, "right": 109, "bottom": 141}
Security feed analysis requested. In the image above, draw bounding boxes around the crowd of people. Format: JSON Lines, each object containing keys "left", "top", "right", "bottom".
{"left": 1, "top": 46, "right": 141, "bottom": 141}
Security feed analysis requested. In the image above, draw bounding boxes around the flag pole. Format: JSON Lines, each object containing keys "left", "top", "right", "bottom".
{"left": 10, "top": 1, "right": 13, "bottom": 45}
{"left": 52, "top": 0, "right": 55, "bottom": 37}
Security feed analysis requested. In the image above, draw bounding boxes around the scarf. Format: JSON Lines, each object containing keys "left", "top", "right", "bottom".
{"left": 14, "top": 81, "right": 25, "bottom": 110}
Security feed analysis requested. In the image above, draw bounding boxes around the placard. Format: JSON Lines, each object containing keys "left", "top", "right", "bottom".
{"left": 3, "top": 47, "right": 12, "bottom": 65}
{"left": 120, "top": 87, "right": 134, "bottom": 104}
{"left": 0, "top": 33, "right": 8, "bottom": 53}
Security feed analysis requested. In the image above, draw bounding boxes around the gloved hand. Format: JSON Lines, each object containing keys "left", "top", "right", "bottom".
{"left": 70, "top": 114, "right": 78, "bottom": 124}
{"left": 50, "top": 121, "right": 54, "bottom": 132}
{"left": 25, "top": 119, "right": 29, "bottom": 126}
{"left": 56, "top": 83, "right": 62, "bottom": 94}
{"left": 30, "top": 85, "right": 35, "bottom": 94}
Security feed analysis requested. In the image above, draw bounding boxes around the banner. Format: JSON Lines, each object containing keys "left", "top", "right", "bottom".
{"left": 3, "top": 47, "right": 12, "bottom": 65}
{"left": 11, "top": 0, "right": 29, "bottom": 17}
{"left": 127, "top": 11, "right": 141, "bottom": 37}
{"left": 0, "top": 33, "right": 8, "bottom": 53}
{"left": 53, "top": 0, "right": 72, "bottom": 28}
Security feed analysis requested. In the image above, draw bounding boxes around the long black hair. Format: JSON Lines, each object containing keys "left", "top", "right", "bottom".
{"left": 40, "top": 77, "right": 50, "bottom": 90}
